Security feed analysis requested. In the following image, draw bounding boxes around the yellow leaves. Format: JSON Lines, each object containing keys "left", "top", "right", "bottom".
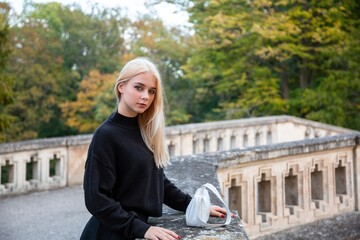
{"left": 251, "top": 15, "right": 301, "bottom": 41}
{"left": 61, "top": 70, "right": 117, "bottom": 133}
{"left": 204, "top": 12, "right": 244, "bottom": 47}
{"left": 256, "top": 42, "right": 313, "bottom": 61}
{"left": 256, "top": 46, "right": 282, "bottom": 60}
{"left": 253, "top": 0, "right": 273, "bottom": 8}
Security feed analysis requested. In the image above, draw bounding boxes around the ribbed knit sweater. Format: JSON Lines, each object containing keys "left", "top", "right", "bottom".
{"left": 83, "top": 111, "right": 191, "bottom": 239}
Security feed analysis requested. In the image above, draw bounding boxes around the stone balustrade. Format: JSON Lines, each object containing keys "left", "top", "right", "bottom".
{"left": 0, "top": 134, "right": 92, "bottom": 194}
{"left": 0, "top": 115, "right": 344, "bottom": 195}
{"left": 0, "top": 115, "right": 358, "bottom": 238}
{"left": 165, "top": 115, "right": 352, "bottom": 156}
{"left": 216, "top": 133, "right": 360, "bottom": 238}
{"left": 0, "top": 115, "right": 355, "bottom": 195}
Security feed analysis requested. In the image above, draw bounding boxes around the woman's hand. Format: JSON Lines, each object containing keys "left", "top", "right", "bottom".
{"left": 144, "top": 226, "right": 181, "bottom": 240}
{"left": 210, "top": 205, "right": 234, "bottom": 218}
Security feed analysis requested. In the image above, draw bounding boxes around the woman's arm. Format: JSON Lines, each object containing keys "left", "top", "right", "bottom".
{"left": 83, "top": 134, "right": 150, "bottom": 239}
{"left": 162, "top": 173, "right": 192, "bottom": 211}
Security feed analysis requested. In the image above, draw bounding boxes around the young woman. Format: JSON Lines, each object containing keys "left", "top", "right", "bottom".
{"left": 80, "top": 57, "right": 228, "bottom": 240}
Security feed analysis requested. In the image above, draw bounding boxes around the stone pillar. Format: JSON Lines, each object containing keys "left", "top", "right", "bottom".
{"left": 37, "top": 150, "right": 50, "bottom": 187}
{"left": 223, "top": 129, "right": 231, "bottom": 151}
{"left": 209, "top": 133, "right": 217, "bottom": 152}
{"left": 67, "top": 144, "right": 89, "bottom": 186}
{"left": 180, "top": 132, "right": 193, "bottom": 155}
{"left": 13, "top": 153, "right": 27, "bottom": 190}
{"left": 248, "top": 129, "right": 255, "bottom": 147}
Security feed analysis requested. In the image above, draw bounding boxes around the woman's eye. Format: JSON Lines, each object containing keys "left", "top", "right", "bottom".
{"left": 149, "top": 89, "right": 156, "bottom": 95}
{"left": 135, "top": 86, "right": 142, "bottom": 91}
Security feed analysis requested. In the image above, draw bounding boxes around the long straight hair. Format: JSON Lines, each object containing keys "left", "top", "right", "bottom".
{"left": 114, "top": 57, "right": 169, "bottom": 168}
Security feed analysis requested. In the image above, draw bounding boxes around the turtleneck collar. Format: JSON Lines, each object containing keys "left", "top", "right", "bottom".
{"left": 108, "top": 111, "right": 139, "bottom": 129}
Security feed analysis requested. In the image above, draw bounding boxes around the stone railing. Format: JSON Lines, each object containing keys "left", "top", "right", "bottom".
{"left": 0, "top": 115, "right": 359, "bottom": 238}
{"left": 0, "top": 115, "right": 355, "bottom": 196}
{"left": 216, "top": 133, "right": 360, "bottom": 239}
{"left": 165, "top": 115, "right": 354, "bottom": 156}
{"left": 0, "top": 135, "right": 91, "bottom": 195}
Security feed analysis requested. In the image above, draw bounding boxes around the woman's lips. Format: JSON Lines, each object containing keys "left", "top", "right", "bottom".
{"left": 138, "top": 103, "right": 147, "bottom": 108}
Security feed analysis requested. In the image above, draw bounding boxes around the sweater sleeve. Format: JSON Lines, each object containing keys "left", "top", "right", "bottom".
{"left": 83, "top": 133, "right": 150, "bottom": 239}
{"left": 163, "top": 173, "right": 192, "bottom": 212}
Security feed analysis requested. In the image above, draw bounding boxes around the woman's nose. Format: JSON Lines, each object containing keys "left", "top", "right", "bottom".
{"left": 141, "top": 91, "right": 149, "bottom": 100}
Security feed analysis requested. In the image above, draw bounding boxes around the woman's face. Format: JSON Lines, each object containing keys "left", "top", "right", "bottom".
{"left": 117, "top": 72, "right": 157, "bottom": 117}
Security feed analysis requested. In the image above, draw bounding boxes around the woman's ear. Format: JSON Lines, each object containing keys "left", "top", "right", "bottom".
{"left": 117, "top": 83, "right": 124, "bottom": 93}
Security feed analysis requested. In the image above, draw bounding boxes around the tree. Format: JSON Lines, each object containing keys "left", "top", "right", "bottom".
{"left": 340, "top": 0, "right": 360, "bottom": 130}
{"left": 61, "top": 70, "right": 116, "bottom": 133}
{"left": 181, "top": 0, "right": 288, "bottom": 121}
{"left": 4, "top": 2, "right": 130, "bottom": 140}
{"left": 0, "top": 2, "right": 15, "bottom": 142}
{"left": 173, "top": 0, "right": 360, "bottom": 130}
{"left": 5, "top": 4, "right": 70, "bottom": 140}
{"left": 250, "top": 0, "right": 355, "bottom": 128}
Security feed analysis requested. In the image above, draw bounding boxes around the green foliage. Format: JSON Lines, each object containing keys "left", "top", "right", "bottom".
{"left": 0, "top": 2, "right": 15, "bottom": 141}
{"left": 180, "top": 0, "right": 360, "bottom": 130}
{"left": 2, "top": 0, "right": 359, "bottom": 143}
{"left": 3, "top": 2, "right": 129, "bottom": 141}
{"left": 182, "top": 0, "right": 289, "bottom": 121}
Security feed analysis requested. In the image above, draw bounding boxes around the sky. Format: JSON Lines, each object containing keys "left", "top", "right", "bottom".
{"left": 8, "top": 0, "right": 190, "bottom": 27}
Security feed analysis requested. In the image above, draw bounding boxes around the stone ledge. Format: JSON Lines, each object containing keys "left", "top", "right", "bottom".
{"left": 216, "top": 133, "right": 360, "bottom": 168}
{"left": 165, "top": 115, "right": 355, "bottom": 134}
{"left": 161, "top": 154, "right": 249, "bottom": 239}
{"left": 0, "top": 134, "right": 93, "bottom": 153}
{"left": 136, "top": 211, "right": 248, "bottom": 240}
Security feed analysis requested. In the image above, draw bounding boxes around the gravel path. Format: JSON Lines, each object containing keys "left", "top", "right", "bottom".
{"left": 0, "top": 185, "right": 91, "bottom": 240}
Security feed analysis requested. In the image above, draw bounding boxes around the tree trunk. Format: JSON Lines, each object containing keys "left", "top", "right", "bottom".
{"left": 280, "top": 65, "right": 289, "bottom": 99}
{"left": 300, "top": 58, "right": 308, "bottom": 89}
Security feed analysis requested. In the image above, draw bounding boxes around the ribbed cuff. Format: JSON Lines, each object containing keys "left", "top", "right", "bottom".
{"left": 131, "top": 218, "right": 151, "bottom": 238}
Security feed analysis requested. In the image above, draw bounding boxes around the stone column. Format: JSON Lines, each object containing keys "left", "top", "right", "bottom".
{"left": 180, "top": 132, "right": 193, "bottom": 155}
{"left": 67, "top": 144, "right": 88, "bottom": 186}
{"left": 13, "top": 153, "right": 27, "bottom": 191}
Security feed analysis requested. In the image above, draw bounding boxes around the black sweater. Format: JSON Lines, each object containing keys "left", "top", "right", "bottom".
{"left": 83, "top": 112, "right": 191, "bottom": 239}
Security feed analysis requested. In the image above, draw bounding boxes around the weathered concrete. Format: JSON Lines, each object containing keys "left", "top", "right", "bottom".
{"left": 257, "top": 211, "right": 360, "bottom": 240}
{"left": 160, "top": 154, "right": 249, "bottom": 239}
{"left": 0, "top": 151, "right": 248, "bottom": 240}
{"left": 146, "top": 211, "right": 248, "bottom": 240}
{"left": 0, "top": 185, "right": 247, "bottom": 240}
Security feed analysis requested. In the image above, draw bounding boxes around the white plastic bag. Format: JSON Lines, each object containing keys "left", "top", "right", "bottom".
{"left": 185, "top": 183, "right": 231, "bottom": 227}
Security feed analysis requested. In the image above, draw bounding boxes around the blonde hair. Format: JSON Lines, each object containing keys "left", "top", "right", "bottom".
{"left": 114, "top": 57, "right": 169, "bottom": 168}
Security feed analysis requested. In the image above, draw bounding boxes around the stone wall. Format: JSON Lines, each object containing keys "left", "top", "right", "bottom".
{"left": 216, "top": 133, "right": 360, "bottom": 239}
{"left": 0, "top": 115, "right": 359, "bottom": 238}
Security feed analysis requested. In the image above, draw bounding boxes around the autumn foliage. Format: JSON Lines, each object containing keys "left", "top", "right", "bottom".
{"left": 1, "top": 0, "right": 359, "bottom": 143}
